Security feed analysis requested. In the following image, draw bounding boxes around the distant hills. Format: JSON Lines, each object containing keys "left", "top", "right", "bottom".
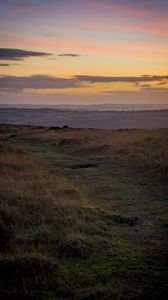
{"left": 0, "top": 103, "right": 168, "bottom": 111}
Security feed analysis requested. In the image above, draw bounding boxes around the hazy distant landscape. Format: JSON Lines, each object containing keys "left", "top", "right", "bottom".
{"left": 0, "top": 108, "right": 168, "bottom": 129}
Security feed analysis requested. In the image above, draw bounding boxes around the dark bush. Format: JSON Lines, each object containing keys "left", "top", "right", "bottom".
{"left": 0, "top": 254, "right": 58, "bottom": 293}
{"left": 49, "top": 126, "right": 61, "bottom": 130}
{"left": 0, "top": 210, "right": 15, "bottom": 252}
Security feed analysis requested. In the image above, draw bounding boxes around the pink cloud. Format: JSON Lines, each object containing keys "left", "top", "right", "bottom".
{"left": 1, "top": 33, "right": 167, "bottom": 62}
{"left": 4, "top": 4, "right": 41, "bottom": 16}
{"left": 1, "top": 2, "right": 67, "bottom": 17}
{"left": 91, "top": 0, "right": 155, "bottom": 17}
{"left": 1, "top": 1, "right": 167, "bottom": 39}
{"left": 89, "top": 22, "right": 167, "bottom": 38}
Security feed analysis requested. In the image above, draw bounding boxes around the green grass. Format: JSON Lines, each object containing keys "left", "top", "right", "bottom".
{"left": 0, "top": 124, "right": 168, "bottom": 299}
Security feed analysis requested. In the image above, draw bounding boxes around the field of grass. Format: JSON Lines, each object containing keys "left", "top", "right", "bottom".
{"left": 0, "top": 124, "right": 168, "bottom": 299}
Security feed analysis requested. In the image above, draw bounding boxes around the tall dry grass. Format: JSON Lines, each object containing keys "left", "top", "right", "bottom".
{"left": 19, "top": 127, "right": 168, "bottom": 171}
{"left": 0, "top": 139, "right": 88, "bottom": 258}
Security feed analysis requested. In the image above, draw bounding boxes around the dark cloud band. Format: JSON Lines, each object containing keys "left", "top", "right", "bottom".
{"left": 0, "top": 75, "right": 82, "bottom": 91}
{"left": 58, "top": 53, "right": 80, "bottom": 57}
{"left": 76, "top": 75, "right": 168, "bottom": 83}
{"left": 0, "top": 74, "right": 167, "bottom": 92}
{"left": 0, "top": 48, "right": 52, "bottom": 61}
{"left": 0, "top": 63, "right": 11, "bottom": 66}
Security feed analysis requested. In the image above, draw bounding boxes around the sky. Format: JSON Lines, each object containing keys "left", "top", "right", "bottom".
{"left": 0, "top": 0, "right": 168, "bottom": 105}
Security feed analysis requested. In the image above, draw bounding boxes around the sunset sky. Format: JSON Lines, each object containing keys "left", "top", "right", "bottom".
{"left": 0, "top": 0, "right": 168, "bottom": 105}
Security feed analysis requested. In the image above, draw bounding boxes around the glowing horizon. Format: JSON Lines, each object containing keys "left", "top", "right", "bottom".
{"left": 0, "top": 0, "right": 168, "bottom": 105}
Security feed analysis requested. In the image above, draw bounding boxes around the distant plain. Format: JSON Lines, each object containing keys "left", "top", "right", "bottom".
{"left": 0, "top": 108, "right": 168, "bottom": 129}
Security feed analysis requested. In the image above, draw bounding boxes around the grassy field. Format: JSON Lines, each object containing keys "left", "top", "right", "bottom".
{"left": 0, "top": 124, "right": 168, "bottom": 299}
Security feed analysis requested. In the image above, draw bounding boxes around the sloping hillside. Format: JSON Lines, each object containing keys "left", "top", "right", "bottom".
{"left": 0, "top": 124, "right": 168, "bottom": 300}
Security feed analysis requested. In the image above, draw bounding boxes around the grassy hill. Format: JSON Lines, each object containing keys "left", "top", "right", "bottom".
{"left": 0, "top": 124, "right": 168, "bottom": 299}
